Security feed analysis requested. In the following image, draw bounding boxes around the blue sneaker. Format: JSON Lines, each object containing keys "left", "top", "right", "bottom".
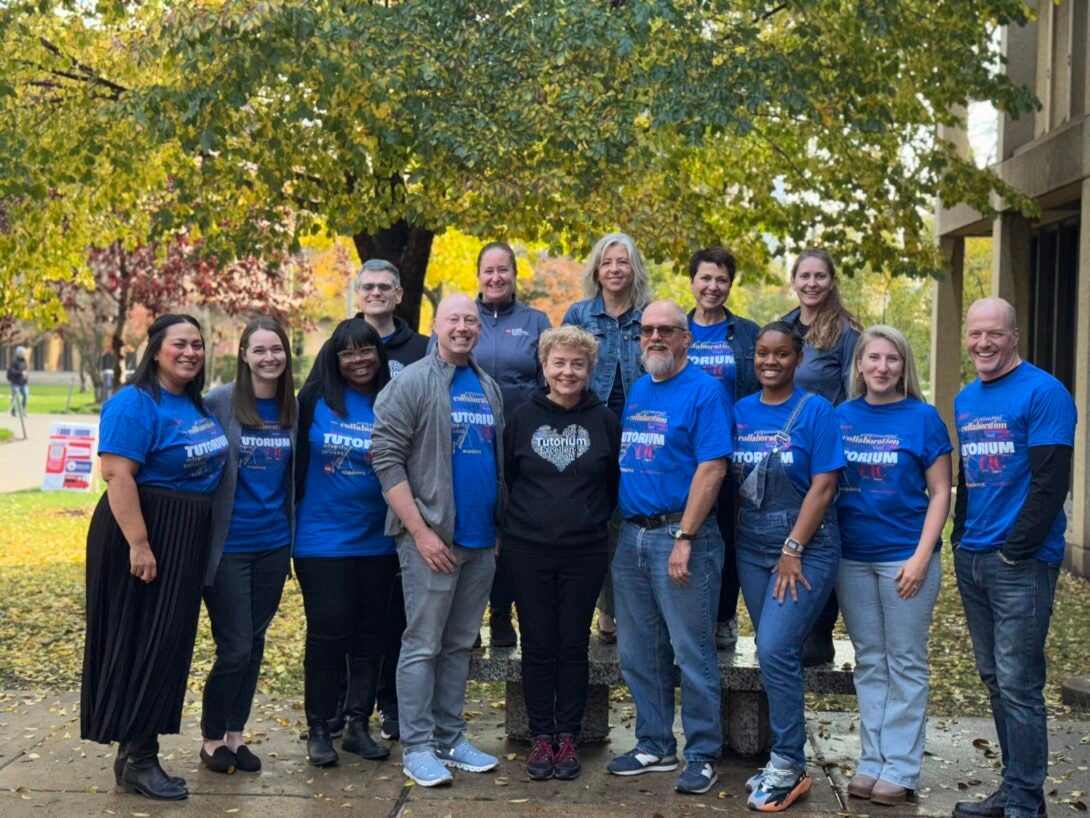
{"left": 436, "top": 739, "right": 498, "bottom": 772}
{"left": 746, "top": 763, "right": 811, "bottom": 811}
{"left": 606, "top": 747, "right": 679, "bottom": 776}
{"left": 676, "top": 761, "right": 718, "bottom": 794}
{"left": 402, "top": 750, "right": 453, "bottom": 787}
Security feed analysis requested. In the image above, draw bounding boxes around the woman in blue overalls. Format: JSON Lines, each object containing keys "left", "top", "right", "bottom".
{"left": 732, "top": 321, "right": 845, "bottom": 812}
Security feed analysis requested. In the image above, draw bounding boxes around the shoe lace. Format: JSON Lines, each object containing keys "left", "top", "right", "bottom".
{"left": 760, "top": 762, "right": 800, "bottom": 789}
{"left": 528, "top": 737, "right": 554, "bottom": 764}
{"left": 554, "top": 736, "right": 578, "bottom": 765}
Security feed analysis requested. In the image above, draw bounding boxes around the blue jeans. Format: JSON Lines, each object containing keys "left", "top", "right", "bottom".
{"left": 954, "top": 548, "right": 1058, "bottom": 818}
{"left": 613, "top": 518, "right": 723, "bottom": 763}
{"left": 836, "top": 553, "right": 941, "bottom": 789}
{"left": 736, "top": 534, "right": 838, "bottom": 769}
{"left": 396, "top": 535, "right": 495, "bottom": 754}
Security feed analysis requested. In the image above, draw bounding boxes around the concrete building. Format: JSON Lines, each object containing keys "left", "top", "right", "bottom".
{"left": 933, "top": 0, "right": 1090, "bottom": 573}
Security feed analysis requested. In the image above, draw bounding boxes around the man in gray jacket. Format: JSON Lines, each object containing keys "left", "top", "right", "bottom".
{"left": 372, "top": 293, "right": 506, "bottom": 787}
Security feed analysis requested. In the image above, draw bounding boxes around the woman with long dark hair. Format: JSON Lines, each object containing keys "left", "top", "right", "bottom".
{"left": 294, "top": 317, "right": 396, "bottom": 767}
{"left": 82, "top": 314, "right": 228, "bottom": 801}
{"left": 198, "top": 317, "right": 297, "bottom": 774}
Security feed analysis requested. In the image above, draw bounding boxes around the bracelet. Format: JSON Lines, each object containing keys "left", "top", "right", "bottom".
{"left": 781, "top": 547, "right": 802, "bottom": 558}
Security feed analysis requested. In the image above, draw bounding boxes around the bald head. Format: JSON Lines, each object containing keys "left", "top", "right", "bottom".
{"left": 433, "top": 293, "right": 481, "bottom": 365}
{"left": 643, "top": 300, "right": 688, "bottom": 328}
{"left": 966, "top": 297, "right": 1021, "bottom": 381}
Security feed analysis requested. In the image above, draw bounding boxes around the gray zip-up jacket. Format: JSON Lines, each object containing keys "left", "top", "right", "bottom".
{"left": 372, "top": 347, "right": 506, "bottom": 545}
{"left": 204, "top": 384, "right": 297, "bottom": 586}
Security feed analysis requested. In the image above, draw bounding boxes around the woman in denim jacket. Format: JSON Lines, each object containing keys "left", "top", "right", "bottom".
{"left": 561, "top": 232, "right": 650, "bottom": 642}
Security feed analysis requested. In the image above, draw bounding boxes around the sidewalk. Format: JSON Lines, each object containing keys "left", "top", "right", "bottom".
{"left": 0, "top": 413, "right": 100, "bottom": 493}
{"left": 3, "top": 690, "right": 1090, "bottom": 817}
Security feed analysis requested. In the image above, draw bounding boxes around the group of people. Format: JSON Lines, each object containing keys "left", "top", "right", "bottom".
{"left": 79, "top": 235, "right": 1076, "bottom": 818}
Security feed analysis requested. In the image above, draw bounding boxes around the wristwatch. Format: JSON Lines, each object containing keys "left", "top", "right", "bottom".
{"left": 782, "top": 537, "right": 804, "bottom": 557}
{"left": 673, "top": 528, "right": 695, "bottom": 541}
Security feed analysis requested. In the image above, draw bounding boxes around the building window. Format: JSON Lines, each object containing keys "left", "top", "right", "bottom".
{"left": 1028, "top": 214, "right": 1079, "bottom": 395}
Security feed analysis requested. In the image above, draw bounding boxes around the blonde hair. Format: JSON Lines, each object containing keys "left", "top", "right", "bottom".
{"left": 848, "top": 324, "right": 925, "bottom": 401}
{"left": 537, "top": 325, "right": 599, "bottom": 372}
{"left": 580, "top": 233, "right": 651, "bottom": 309}
{"left": 791, "top": 248, "right": 862, "bottom": 350}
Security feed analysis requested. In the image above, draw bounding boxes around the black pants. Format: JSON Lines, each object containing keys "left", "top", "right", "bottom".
{"left": 715, "top": 485, "right": 741, "bottom": 623}
{"left": 504, "top": 536, "right": 607, "bottom": 737}
{"left": 294, "top": 554, "right": 398, "bottom": 722}
{"left": 201, "top": 546, "right": 290, "bottom": 739}
{"left": 376, "top": 573, "right": 405, "bottom": 715}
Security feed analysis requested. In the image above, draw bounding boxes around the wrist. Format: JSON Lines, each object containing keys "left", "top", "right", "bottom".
{"left": 782, "top": 536, "right": 804, "bottom": 557}
{"left": 780, "top": 547, "right": 802, "bottom": 559}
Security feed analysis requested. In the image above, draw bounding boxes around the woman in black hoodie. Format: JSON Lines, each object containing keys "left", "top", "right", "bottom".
{"left": 502, "top": 325, "right": 620, "bottom": 783}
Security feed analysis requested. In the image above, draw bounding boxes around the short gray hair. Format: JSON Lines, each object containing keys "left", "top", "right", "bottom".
{"left": 355, "top": 258, "right": 401, "bottom": 288}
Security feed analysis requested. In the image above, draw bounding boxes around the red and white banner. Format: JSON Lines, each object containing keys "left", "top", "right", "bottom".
{"left": 41, "top": 422, "right": 98, "bottom": 492}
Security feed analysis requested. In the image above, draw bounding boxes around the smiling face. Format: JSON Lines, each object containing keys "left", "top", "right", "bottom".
{"left": 243, "top": 328, "right": 287, "bottom": 391}
{"left": 639, "top": 301, "right": 690, "bottom": 379}
{"left": 155, "top": 322, "right": 205, "bottom": 394}
{"left": 543, "top": 345, "right": 590, "bottom": 402}
{"left": 596, "top": 243, "right": 635, "bottom": 299}
{"left": 754, "top": 330, "right": 802, "bottom": 391}
{"left": 356, "top": 270, "right": 402, "bottom": 321}
{"left": 337, "top": 343, "right": 380, "bottom": 392}
{"left": 690, "top": 261, "right": 732, "bottom": 313}
{"left": 857, "top": 336, "right": 904, "bottom": 400}
{"left": 966, "top": 300, "right": 1021, "bottom": 382}
{"left": 791, "top": 256, "right": 834, "bottom": 311}
{"left": 477, "top": 247, "right": 516, "bottom": 305}
{"left": 433, "top": 294, "right": 481, "bottom": 365}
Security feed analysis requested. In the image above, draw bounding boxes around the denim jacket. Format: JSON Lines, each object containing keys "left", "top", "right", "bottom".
{"left": 562, "top": 296, "right": 645, "bottom": 404}
{"left": 686, "top": 307, "right": 761, "bottom": 402}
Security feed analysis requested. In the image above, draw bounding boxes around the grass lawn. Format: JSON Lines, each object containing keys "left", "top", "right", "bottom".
{"left": 4, "top": 383, "right": 101, "bottom": 415}
{"left": 3, "top": 487, "right": 1090, "bottom": 718}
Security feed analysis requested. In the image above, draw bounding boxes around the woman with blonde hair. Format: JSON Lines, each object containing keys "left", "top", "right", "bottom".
{"left": 835, "top": 325, "right": 952, "bottom": 806}
{"left": 562, "top": 232, "right": 650, "bottom": 643}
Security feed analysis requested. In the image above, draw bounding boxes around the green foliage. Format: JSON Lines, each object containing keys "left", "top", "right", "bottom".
{"left": 1, "top": 1, "right": 1039, "bottom": 328}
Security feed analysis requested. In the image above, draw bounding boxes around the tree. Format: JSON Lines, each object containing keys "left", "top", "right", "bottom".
{"left": 2, "top": 1, "right": 1039, "bottom": 329}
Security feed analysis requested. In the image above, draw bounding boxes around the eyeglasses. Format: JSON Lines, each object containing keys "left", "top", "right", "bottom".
{"left": 358, "top": 283, "right": 394, "bottom": 293}
{"left": 337, "top": 346, "right": 378, "bottom": 361}
{"left": 639, "top": 325, "right": 688, "bottom": 339}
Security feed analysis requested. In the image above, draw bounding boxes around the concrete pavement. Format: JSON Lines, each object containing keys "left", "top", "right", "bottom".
{"left": 0, "top": 413, "right": 101, "bottom": 493}
{"left": 4, "top": 689, "right": 1090, "bottom": 817}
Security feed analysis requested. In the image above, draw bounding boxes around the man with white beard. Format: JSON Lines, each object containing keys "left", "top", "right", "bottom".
{"left": 605, "top": 300, "right": 732, "bottom": 796}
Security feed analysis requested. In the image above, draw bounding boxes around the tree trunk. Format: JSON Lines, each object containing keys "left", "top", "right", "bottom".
{"left": 353, "top": 220, "right": 435, "bottom": 331}
{"left": 111, "top": 245, "right": 129, "bottom": 387}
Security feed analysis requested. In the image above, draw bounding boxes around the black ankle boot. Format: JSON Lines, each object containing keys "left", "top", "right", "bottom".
{"left": 121, "top": 736, "right": 188, "bottom": 801}
{"left": 114, "top": 744, "right": 186, "bottom": 789}
{"left": 306, "top": 720, "right": 339, "bottom": 767}
{"left": 341, "top": 657, "right": 390, "bottom": 760}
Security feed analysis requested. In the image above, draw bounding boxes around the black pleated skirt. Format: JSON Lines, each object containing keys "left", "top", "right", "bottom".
{"left": 81, "top": 485, "right": 213, "bottom": 744}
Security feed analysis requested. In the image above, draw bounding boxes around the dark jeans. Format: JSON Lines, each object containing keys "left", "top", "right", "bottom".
{"left": 201, "top": 546, "right": 290, "bottom": 739}
{"left": 295, "top": 554, "right": 399, "bottom": 723}
{"left": 715, "top": 486, "right": 740, "bottom": 623}
{"left": 505, "top": 536, "right": 607, "bottom": 737}
{"left": 377, "top": 574, "right": 405, "bottom": 715}
{"left": 955, "top": 547, "right": 1058, "bottom": 818}
{"left": 490, "top": 551, "right": 516, "bottom": 619}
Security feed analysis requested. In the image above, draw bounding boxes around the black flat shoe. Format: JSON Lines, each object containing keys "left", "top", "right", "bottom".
{"left": 233, "top": 745, "right": 261, "bottom": 772}
{"left": 200, "top": 746, "right": 237, "bottom": 774}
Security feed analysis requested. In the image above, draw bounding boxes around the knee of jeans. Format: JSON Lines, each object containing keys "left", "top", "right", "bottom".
{"left": 755, "top": 631, "right": 797, "bottom": 676}
{"left": 215, "top": 643, "right": 253, "bottom": 674}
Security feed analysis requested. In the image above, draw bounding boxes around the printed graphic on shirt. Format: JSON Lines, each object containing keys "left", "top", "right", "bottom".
{"left": 531, "top": 424, "right": 590, "bottom": 471}
{"left": 619, "top": 410, "right": 668, "bottom": 468}
{"left": 389, "top": 359, "right": 405, "bottom": 377}
{"left": 842, "top": 431, "right": 901, "bottom": 485}
{"left": 688, "top": 341, "right": 735, "bottom": 382}
{"left": 239, "top": 424, "right": 291, "bottom": 469}
{"left": 507, "top": 327, "right": 530, "bottom": 337}
{"left": 452, "top": 390, "right": 496, "bottom": 454}
{"left": 180, "top": 417, "right": 228, "bottom": 477}
{"left": 957, "top": 414, "right": 1017, "bottom": 485}
{"left": 732, "top": 429, "right": 794, "bottom": 482}
{"left": 320, "top": 417, "right": 375, "bottom": 476}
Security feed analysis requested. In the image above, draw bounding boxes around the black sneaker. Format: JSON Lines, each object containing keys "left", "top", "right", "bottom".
{"left": 527, "top": 736, "right": 554, "bottom": 781}
{"left": 801, "top": 632, "right": 835, "bottom": 667}
{"left": 490, "top": 615, "right": 517, "bottom": 648}
{"left": 380, "top": 710, "right": 400, "bottom": 741}
{"left": 553, "top": 734, "right": 581, "bottom": 781}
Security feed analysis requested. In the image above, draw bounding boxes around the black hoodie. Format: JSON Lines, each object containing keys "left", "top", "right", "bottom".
{"left": 502, "top": 387, "right": 620, "bottom": 551}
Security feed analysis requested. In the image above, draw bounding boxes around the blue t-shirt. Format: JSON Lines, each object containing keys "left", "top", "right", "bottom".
{"left": 618, "top": 363, "right": 732, "bottom": 518}
{"left": 293, "top": 391, "right": 395, "bottom": 557}
{"left": 99, "top": 386, "right": 227, "bottom": 494}
{"left": 955, "top": 362, "right": 1077, "bottom": 564}
{"left": 687, "top": 318, "right": 736, "bottom": 412}
{"left": 224, "top": 397, "right": 292, "bottom": 553}
{"left": 450, "top": 366, "right": 498, "bottom": 548}
{"left": 836, "top": 397, "right": 952, "bottom": 562}
{"left": 732, "top": 387, "right": 845, "bottom": 497}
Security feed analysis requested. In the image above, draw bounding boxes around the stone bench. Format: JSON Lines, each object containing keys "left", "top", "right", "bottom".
{"left": 468, "top": 636, "right": 855, "bottom": 756}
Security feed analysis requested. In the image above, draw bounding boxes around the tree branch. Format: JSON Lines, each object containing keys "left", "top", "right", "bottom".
{"left": 38, "top": 37, "right": 129, "bottom": 98}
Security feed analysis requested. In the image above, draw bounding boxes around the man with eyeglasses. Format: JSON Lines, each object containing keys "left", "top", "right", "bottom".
{"left": 605, "top": 300, "right": 731, "bottom": 795}
{"left": 373, "top": 293, "right": 506, "bottom": 788}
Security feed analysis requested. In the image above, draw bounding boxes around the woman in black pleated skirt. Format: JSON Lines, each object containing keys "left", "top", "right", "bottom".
{"left": 81, "top": 314, "right": 228, "bottom": 801}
